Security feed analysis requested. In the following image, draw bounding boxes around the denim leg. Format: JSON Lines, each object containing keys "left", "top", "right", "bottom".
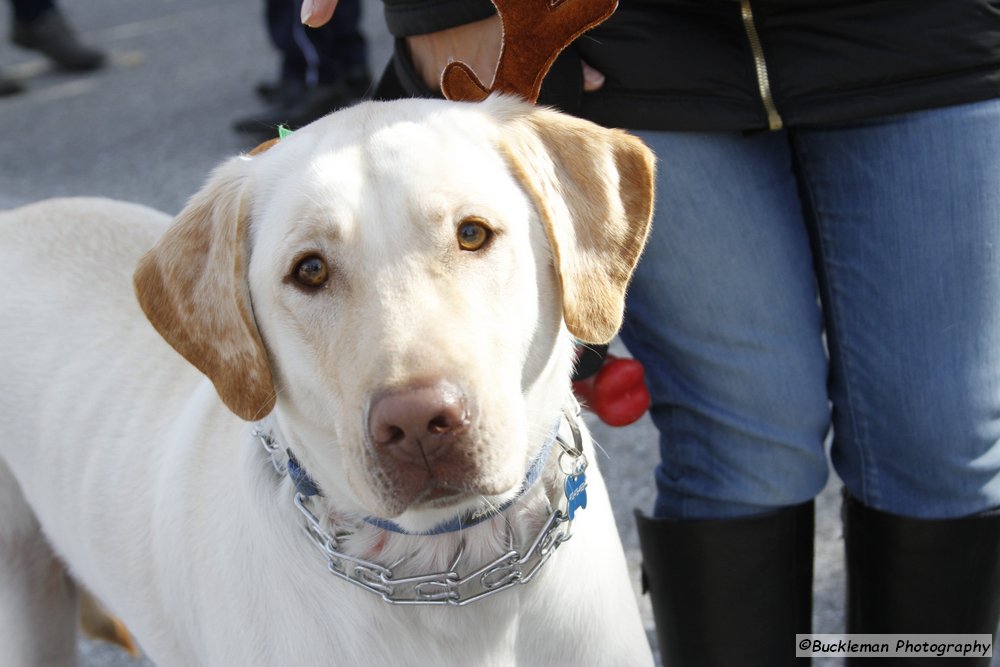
{"left": 795, "top": 99, "right": 1000, "bottom": 518}
{"left": 622, "top": 130, "right": 831, "bottom": 519}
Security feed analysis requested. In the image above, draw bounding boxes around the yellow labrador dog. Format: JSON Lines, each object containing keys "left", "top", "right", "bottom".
{"left": 0, "top": 95, "right": 655, "bottom": 666}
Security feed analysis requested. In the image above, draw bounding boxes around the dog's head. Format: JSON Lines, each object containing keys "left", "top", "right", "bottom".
{"left": 134, "top": 96, "right": 654, "bottom": 529}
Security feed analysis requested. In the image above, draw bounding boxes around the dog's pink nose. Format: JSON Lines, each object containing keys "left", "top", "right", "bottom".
{"left": 368, "top": 381, "right": 470, "bottom": 464}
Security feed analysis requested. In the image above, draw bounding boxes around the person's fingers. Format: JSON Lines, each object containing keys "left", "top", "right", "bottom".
{"left": 301, "top": 0, "right": 338, "bottom": 27}
{"left": 406, "top": 16, "right": 503, "bottom": 92}
{"left": 582, "top": 60, "right": 606, "bottom": 92}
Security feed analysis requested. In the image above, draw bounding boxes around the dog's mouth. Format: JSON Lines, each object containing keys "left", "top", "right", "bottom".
{"left": 352, "top": 487, "right": 507, "bottom": 537}
{"left": 392, "top": 479, "right": 507, "bottom": 517}
{"left": 366, "top": 420, "right": 566, "bottom": 532}
{"left": 366, "top": 434, "right": 511, "bottom": 518}
{"left": 419, "top": 483, "right": 467, "bottom": 506}
{"left": 368, "top": 438, "right": 558, "bottom": 534}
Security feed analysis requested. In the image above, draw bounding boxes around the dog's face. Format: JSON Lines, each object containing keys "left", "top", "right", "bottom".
{"left": 134, "top": 96, "right": 654, "bottom": 530}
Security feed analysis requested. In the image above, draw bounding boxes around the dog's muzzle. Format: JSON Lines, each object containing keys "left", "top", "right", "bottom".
{"left": 253, "top": 412, "right": 589, "bottom": 606}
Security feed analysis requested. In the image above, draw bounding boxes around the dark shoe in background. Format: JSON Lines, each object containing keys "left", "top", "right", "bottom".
{"left": 0, "top": 76, "right": 24, "bottom": 96}
{"left": 11, "top": 9, "right": 106, "bottom": 72}
{"left": 255, "top": 77, "right": 306, "bottom": 106}
{"left": 233, "top": 69, "right": 371, "bottom": 137}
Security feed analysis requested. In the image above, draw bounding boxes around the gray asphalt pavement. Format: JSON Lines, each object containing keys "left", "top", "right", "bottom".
{"left": 1, "top": 2, "right": 949, "bottom": 666}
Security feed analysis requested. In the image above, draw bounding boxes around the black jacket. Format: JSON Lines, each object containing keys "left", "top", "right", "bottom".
{"left": 380, "top": 0, "right": 1000, "bottom": 131}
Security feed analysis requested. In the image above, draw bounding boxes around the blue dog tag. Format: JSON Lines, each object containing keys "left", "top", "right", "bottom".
{"left": 564, "top": 472, "right": 588, "bottom": 520}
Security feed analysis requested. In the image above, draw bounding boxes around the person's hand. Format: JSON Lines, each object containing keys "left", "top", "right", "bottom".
{"left": 405, "top": 15, "right": 606, "bottom": 94}
{"left": 406, "top": 16, "right": 503, "bottom": 92}
{"left": 301, "top": 2, "right": 606, "bottom": 94}
{"left": 301, "top": 0, "right": 338, "bottom": 28}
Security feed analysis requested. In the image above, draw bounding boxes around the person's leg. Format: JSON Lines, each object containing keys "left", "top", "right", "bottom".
{"left": 262, "top": 0, "right": 305, "bottom": 90}
{"left": 311, "top": 0, "right": 368, "bottom": 91}
{"left": 624, "top": 129, "right": 829, "bottom": 666}
{"left": 796, "top": 98, "right": 1000, "bottom": 517}
{"left": 622, "top": 129, "right": 830, "bottom": 520}
{"left": 795, "top": 99, "right": 1000, "bottom": 658}
{"left": 235, "top": 0, "right": 367, "bottom": 136}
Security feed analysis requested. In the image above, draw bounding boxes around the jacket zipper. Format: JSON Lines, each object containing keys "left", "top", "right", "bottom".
{"left": 739, "top": 0, "right": 783, "bottom": 130}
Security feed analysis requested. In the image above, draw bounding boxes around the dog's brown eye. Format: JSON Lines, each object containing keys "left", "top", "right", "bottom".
{"left": 293, "top": 255, "right": 329, "bottom": 288}
{"left": 457, "top": 218, "right": 493, "bottom": 252}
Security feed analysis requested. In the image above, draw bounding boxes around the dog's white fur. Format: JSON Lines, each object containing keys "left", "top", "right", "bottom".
{"left": 0, "top": 95, "right": 655, "bottom": 666}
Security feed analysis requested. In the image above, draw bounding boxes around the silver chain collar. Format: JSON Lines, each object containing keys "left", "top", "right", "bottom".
{"left": 252, "top": 418, "right": 587, "bottom": 606}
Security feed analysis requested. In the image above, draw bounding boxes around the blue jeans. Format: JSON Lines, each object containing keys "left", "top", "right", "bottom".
{"left": 621, "top": 98, "right": 1000, "bottom": 520}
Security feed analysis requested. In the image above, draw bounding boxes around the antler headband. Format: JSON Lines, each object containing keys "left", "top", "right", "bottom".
{"left": 441, "top": 0, "right": 618, "bottom": 104}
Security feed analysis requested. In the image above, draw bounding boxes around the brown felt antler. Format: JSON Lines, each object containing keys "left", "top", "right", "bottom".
{"left": 441, "top": 0, "right": 618, "bottom": 103}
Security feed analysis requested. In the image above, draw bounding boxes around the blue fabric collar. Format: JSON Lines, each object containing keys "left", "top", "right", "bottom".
{"left": 284, "top": 420, "right": 562, "bottom": 537}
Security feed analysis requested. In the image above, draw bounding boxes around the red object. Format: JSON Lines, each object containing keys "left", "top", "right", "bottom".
{"left": 572, "top": 354, "right": 651, "bottom": 426}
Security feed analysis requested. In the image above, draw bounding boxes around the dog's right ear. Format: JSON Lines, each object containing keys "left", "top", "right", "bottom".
{"left": 133, "top": 157, "right": 276, "bottom": 421}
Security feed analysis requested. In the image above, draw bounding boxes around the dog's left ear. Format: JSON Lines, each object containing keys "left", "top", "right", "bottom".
{"left": 501, "top": 103, "right": 656, "bottom": 344}
{"left": 133, "top": 157, "right": 276, "bottom": 421}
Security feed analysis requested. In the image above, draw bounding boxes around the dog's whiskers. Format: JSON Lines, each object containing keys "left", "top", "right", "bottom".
{"left": 591, "top": 437, "right": 609, "bottom": 459}
{"left": 477, "top": 494, "right": 505, "bottom": 523}
{"left": 252, "top": 380, "right": 291, "bottom": 421}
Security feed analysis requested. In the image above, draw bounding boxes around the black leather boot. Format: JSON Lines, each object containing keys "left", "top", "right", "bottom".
{"left": 636, "top": 500, "right": 815, "bottom": 666}
{"left": 844, "top": 493, "right": 1000, "bottom": 666}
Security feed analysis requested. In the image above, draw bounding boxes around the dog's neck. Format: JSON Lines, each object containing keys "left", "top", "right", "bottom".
{"left": 250, "top": 408, "right": 588, "bottom": 605}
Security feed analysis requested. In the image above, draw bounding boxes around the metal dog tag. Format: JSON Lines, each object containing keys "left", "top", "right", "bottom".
{"left": 564, "top": 470, "right": 588, "bottom": 521}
